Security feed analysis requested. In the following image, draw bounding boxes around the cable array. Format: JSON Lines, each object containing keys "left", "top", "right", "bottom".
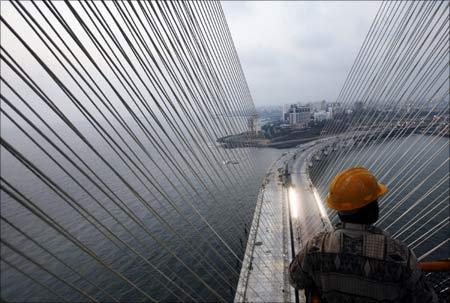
{"left": 0, "top": 1, "right": 275, "bottom": 301}
{"left": 309, "top": 0, "right": 449, "bottom": 261}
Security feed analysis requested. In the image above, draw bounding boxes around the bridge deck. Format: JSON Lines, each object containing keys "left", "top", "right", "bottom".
{"left": 235, "top": 140, "right": 335, "bottom": 302}
{"left": 234, "top": 155, "right": 294, "bottom": 302}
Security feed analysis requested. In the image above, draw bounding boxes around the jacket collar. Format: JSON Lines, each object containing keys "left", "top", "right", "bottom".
{"left": 335, "top": 222, "right": 384, "bottom": 234}
{"left": 342, "top": 222, "right": 371, "bottom": 230}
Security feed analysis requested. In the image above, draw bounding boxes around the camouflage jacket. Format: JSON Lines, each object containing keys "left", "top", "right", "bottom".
{"left": 289, "top": 223, "right": 437, "bottom": 303}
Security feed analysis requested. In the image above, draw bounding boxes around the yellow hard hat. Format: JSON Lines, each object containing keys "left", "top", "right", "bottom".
{"left": 326, "top": 167, "right": 387, "bottom": 211}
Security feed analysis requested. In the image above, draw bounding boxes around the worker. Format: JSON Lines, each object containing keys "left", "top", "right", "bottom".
{"left": 289, "top": 167, "right": 437, "bottom": 303}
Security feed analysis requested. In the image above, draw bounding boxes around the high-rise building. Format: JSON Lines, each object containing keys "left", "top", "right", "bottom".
{"left": 282, "top": 104, "right": 290, "bottom": 122}
{"left": 287, "top": 104, "right": 311, "bottom": 128}
{"left": 247, "top": 114, "right": 261, "bottom": 133}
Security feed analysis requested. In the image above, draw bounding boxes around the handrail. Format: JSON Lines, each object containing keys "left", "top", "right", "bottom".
{"left": 418, "top": 259, "right": 450, "bottom": 272}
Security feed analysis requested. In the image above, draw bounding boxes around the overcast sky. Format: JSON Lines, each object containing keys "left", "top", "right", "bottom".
{"left": 222, "top": 1, "right": 381, "bottom": 106}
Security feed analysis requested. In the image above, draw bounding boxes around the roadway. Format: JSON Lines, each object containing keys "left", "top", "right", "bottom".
{"left": 288, "top": 144, "right": 332, "bottom": 254}
{"left": 235, "top": 139, "right": 337, "bottom": 302}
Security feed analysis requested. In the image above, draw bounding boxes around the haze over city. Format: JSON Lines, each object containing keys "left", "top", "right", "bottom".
{"left": 223, "top": 1, "right": 380, "bottom": 106}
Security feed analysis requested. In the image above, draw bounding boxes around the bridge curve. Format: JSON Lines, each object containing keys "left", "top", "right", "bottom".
{"left": 235, "top": 138, "right": 340, "bottom": 302}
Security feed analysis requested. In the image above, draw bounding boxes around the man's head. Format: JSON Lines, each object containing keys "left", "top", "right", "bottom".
{"left": 326, "top": 167, "right": 387, "bottom": 224}
{"left": 337, "top": 200, "right": 379, "bottom": 224}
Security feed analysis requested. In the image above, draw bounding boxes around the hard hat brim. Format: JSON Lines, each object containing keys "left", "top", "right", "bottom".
{"left": 378, "top": 183, "right": 388, "bottom": 197}
{"left": 326, "top": 182, "right": 388, "bottom": 211}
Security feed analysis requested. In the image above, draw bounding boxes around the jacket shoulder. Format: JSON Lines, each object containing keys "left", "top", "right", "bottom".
{"left": 385, "top": 236, "right": 413, "bottom": 265}
{"left": 305, "top": 231, "right": 339, "bottom": 253}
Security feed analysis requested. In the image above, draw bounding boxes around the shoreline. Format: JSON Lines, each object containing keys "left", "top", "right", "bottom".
{"left": 217, "top": 127, "right": 448, "bottom": 149}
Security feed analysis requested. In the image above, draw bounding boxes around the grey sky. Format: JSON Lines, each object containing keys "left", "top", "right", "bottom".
{"left": 222, "top": 1, "right": 381, "bottom": 106}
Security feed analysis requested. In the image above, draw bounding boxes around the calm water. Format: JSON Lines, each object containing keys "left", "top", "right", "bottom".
{"left": 1, "top": 129, "right": 447, "bottom": 302}
{"left": 0, "top": 123, "right": 286, "bottom": 302}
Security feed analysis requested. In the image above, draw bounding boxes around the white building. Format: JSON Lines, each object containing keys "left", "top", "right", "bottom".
{"left": 313, "top": 110, "right": 331, "bottom": 122}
